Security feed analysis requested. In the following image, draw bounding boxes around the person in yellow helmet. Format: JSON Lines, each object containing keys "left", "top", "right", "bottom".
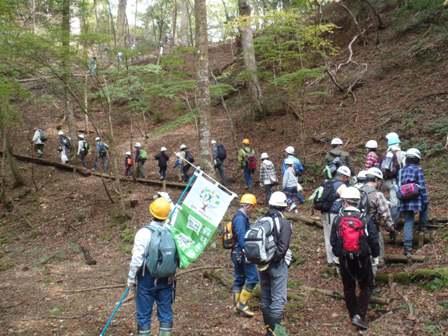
{"left": 231, "top": 193, "right": 259, "bottom": 318}
{"left": 238, "top": 138, "right": 256, "bottom": 190}
{"left": 127, "top": 198, "right": 175, "bottom": 336}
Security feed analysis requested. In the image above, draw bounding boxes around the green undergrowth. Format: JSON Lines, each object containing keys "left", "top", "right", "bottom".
{"left": 151, "top": 110, "right": 197, "bottom": 137}
{"left": 393, "top": 0, "right": 447, "bottom": 33}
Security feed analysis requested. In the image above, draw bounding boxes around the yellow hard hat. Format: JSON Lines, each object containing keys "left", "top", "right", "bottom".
{"left": 240, "top": 193, "right": 257, "bottom": 205}
{"left": 149, "top": 198, "right": 171, "bottom": 220}
{"left": 242, "top": 138, "right": 250, "bottom": 145}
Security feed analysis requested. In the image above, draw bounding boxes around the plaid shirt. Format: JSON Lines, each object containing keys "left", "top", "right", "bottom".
{"left": 361, "top": 185, "right": 394, "bottom": 229}
{"left": 260, "top": 160, "right": 277, "bottom": 185}
{"left": 364, "top": 151, "right": 379, "bottom": 169}
{"left": 399, "top": 164, "right": 429, "bottom": 212}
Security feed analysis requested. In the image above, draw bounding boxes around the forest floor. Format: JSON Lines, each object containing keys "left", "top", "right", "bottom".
{"left": 2, "top": 3, "right": 448, "bottom": 336}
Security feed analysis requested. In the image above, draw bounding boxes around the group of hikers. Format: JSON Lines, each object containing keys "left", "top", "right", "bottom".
{"left": 125, "top": 131, "right": 430, "bottom": 336}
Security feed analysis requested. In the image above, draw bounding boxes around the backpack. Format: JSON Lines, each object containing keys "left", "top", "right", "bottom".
{"left": 98, "top": 143, "right": 108, "bottom": 157}
{"left": 380, "top": 152, "right": 399, "bottom": 179}
{"left": 61, "top": 136, "right": 71, "bottom": 149}
{"left": 325, "top": 156, "right": 342, "bottom": 178}
{"left": 144, "top": 224, "right": 178, "bottom": 278}
{"left": 126, "top": 157, "right": 133, "bottom": 166}
{"left": 82, "top": 141, "right": 90, "bottom": 153}
{"left": 216, "top": 144, "right": 227, "bottom": 160}
{"left": 245, "top": 149, "right": 257, "bottom": 171}
{"left": 313, "top": 180, "right": 339, "bottom": 212}
{"left": 39, "top": 130, "right": 47, "bottom": 142}
{"left": 139, "top": 149, "right": 148, "bottom": 160}
{"left": 243, "top": 216, "right": 280, "bottom": 265}
{"left": 334, "top": 213, "right": 366, "bottom": 256}
{"left": 221, "top": 221, "right": 235, "bottom": 249}
{"left": 185, "top": 150, "right": 194, "bottom": 163}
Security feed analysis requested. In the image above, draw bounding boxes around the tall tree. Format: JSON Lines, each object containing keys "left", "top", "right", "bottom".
{"left": 238, "top": 0, "right": 264, "bottom": 116}
{"left": 194, "top": 0, "right": 213, "bottom": 173}
{"left": 61, "top": 0, "right": 78, "bottom": 155}
{"left": 117, "top": 0, "right": 128, "bottom": 48}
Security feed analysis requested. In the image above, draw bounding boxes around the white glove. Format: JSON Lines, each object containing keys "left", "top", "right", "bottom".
{"left": 285, "top": 249, "right": 293, "bottom": 266}
{"left": 333, "top": 257, "right": 340, "bottom": 265}
{"left": 372, "top": 257, "right": 379, "bottom": 266}
{"left": 127, "top": 277, "right": 136, "bottom": 288}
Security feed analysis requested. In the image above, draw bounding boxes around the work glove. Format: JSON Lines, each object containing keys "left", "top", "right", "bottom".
{"left": 333, "top": 257, "right": 340, "bottom": 265}
{"left": 127, "top": 276, "right": 136, "bottom": 289}
{"left": 285, "top": 249, "right": 293, "bottom": 267}
{"left": 372, "top": 257, "right": 380, "bottom": 266}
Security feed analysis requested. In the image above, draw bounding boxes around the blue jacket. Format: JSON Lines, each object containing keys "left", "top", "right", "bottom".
{"left": 281, "top": 155, "right": 304, "bottom": 176}
{"left": 232, "top": 209, "right": 250, "bottom": 251}
{"left": 399, "top": 164, "right": 429, "bottom": 213}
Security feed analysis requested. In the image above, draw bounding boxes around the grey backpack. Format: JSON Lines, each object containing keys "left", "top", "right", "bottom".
{"left": 243, "top": 216, "right": 280, "bottom": 265}
{"left": 144, "top": 224, "right": 178, "bottom": 278}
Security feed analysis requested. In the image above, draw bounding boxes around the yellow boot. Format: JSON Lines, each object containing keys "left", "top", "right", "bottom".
{"left": 232, "top": 291, "right": 241, "bottom": 308}
{"left": 237, "top": 288, "right": 255, "bottom": 317}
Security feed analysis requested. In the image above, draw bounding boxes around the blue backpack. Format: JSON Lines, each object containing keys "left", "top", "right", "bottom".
{"left": 144, "top": 224, "right": 178, "bottom": 279}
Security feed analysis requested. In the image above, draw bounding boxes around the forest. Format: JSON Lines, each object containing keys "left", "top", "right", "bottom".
{"left": 1, "top": 0, "right": 448, "bottom": 335}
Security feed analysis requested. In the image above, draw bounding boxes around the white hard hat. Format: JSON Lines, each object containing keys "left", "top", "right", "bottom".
{"left": 260, "top": 152, "right": 269, "bottom": 160}
{"left": 385, "top": 132, "right": 399, "bottom": 140}
{"left": 365, "top": 140, "right": 378, "bottom": 149}
{"left": 58, "top": 130, "right": 64, "bottom": 135}
{"left": 125, "top": 151, "right": 131, "bottom": 156}
{"left": 337, "top": 165, "right": 351, "bottom": 177}
{"left": 331, "top": 137, "right": 343, "bottom": 145}
{"left": 366, "top": 167, "right": 383, "bottom": 180}
{"left": 95, "top": 137, "right": 100, "bottom": 141}
{"left": 180, "top": 144, "right": 187, "bottom": 150}
{"left": 357, "top": 170, "right": 368, "bottom": 179}
{"left": 285, "top": 146, "right": 295, "bottom": 155}
{"left": 134, "top": 142, "right": 141, "bottom": 148}
{"left": 341, "top": 187, "right": 361, "bottom": 200}
{"left": 78, "top": 134, "right": 85, "bottom": 139}
{"left": 268, "top": 191, "right": 288, "bottom": 208}
{"left": 211, "top": 140, "right": 216, "bottom": 145}
{"left": 285, "top": 158, "right": 294, "bottom": 165}
{"left": 406, "top": 148, "right": 421, "bottom": 159}
{"left": 160, "top": 146, "right": 167, "bottom": 151}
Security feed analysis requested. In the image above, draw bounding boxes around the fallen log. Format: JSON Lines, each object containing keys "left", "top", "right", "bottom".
{"left": 376, "top": 267, "right": 448, "bottom": 285}
{"left": 386, "top": 235, "right": 432, "bottom": 246}
{"left": 0, "top": 151, "right": 186, "bottom": 189}
{"left": 384, "top": 254, "right": 425, "bottom": 263}
{"left": 285, "top": 213, "right": 323, "bottom": 229}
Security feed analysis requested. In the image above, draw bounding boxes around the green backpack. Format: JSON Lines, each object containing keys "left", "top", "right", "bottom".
{"left": 140, "top": 149, "right": 148, "bottom": 160}
{"left": 144, "top": 224, "right": 178, "bottom": 279}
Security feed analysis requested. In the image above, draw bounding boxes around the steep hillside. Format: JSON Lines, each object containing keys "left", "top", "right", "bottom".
{"left": 1, "top": 1, "right": 448, "bottom": 336}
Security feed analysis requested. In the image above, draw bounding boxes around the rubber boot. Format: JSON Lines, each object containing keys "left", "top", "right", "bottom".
{"left": 159, "top": 322, "right": 172, "bottom": 336}
{"left": 138, "top": 330, "right": 151, "bottom": 336}
{"left": 232, "top": 291, "right": 241, "bottom": 308}
{"left": 236, "top": 288, "right": 255, "bottom": 317}
{"left": 158, "top": 331, "right": 171, "bottom": 336}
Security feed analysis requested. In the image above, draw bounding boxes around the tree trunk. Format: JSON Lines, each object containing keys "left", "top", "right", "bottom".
{"left": 31, "top": 0, "right": 36, "bottom": 34}
{"left": 194, "top": 0, "right": 213, "bottom": 174}
{"left": 102, "top": 78, "right": 127, "bottom": 218}
{"left": 186, "top": 0, "right": 194, "bottom": 46}
{"left": 179, "top": 0, "right": 190, "bottom": 45}
{"left": 238, "top": 0, "right": 264, "bottom": 117}
{"left": 107, "top": 0, "right": 117, "bottom": 49}
{"left": 172, "top": 0, "right": 178, "bottom": 46}
{"left": 3, "top": 127, "right": 24, "bottom": 188}
{"left": 61, "top": 0, "right": 78, "bottom": 159}
{"left": 117, "top": 0, "right": 128, "bottom": 49}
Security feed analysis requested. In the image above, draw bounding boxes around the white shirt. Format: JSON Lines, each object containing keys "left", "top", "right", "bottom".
{"left": 77, "top": 140, "right": 86, "bottom": 155}
{"left": 32, "top": 129, "right": 43, "bottom": 145}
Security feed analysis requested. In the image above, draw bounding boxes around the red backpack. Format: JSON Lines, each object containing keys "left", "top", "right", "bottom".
{"left": 337, "top": 214, "right": 365, "bottom": 254}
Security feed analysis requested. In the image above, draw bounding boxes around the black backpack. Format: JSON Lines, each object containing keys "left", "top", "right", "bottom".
{"left": 313, "top": 180, "right": 339, "bottom": 212}
{"left": 326, "top": 156, "right": 342, "bottom": 177}
{"left": 216, "top": 144, "right": 227, "bottom": 160}
{"left": 185, "top": 150, "right": 194, "bottom": 163}
{"left": 61, "top": 136, "right": 71, "bottom": 149}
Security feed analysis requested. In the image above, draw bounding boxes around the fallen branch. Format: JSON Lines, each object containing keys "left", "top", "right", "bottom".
{"left": 384, "top": 254, "right": 425, "bottom": 263}
{"left": 285, "top": 213, "right": 323, "bottom": 229}
{"left": 337, "top": 30, "right": 366, "bottom": 72}
{"left": 79, "top": 243, "right": 97, "bottom": 265}
{"left": 396, "top": 288, "right": 415, "bottom": 320}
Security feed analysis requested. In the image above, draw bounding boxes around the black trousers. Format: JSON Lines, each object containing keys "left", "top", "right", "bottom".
{"left": 339, "top": 255, "right": 374, "bottom": 320}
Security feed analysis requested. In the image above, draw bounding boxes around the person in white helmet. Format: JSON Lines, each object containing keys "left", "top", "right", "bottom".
{"left": 364, "top": 140, "right": 379, "bottom": 169}
{"left": 31, "top": 128, "right": 46, "bottom": 158}
{"left": 330, "top": 187, "right": 380, "bottom": 332}
{"left": 154, "top": 147, "right": 169, "bottom": 180}
{"left": 124, "top": 151, "right": 133, "bottom": 176}
{"left": 360, "top": 167, "right": 394, "bottom": 270}
{"left": 259, "top": 152, "right": 277, "bottom": 205}
{"left": 281, "top": 146, "right": 304, "bottom": 180}
{"left": 354, "top": 170, "right": 368, "bottom": 189}
{"left": 178, "top": 144, "right": 194, "bottom": 182}
{"left": 324, "top": 138, "right": 353, "bottom": 179}
{"left": 317, "top": 165, "right": 351, "bottom": 265}
{"left": 258, "top": 191, "right": 293, "bottom": 336}
{"left": 57, "top": 130, "right": 71, "bottom": 163}
{"left": 399, "top": 148, "right": 429, "bottom": 256}
{"left": 93, "top": 137, "right": 109, "bottom": 173}
{"left": 211, "top": 140, "right": 227, "bottom": 184}
{"left": 282, "top": 158, "right": 304, "bottom": 213}
{"left": 77, "top": 134, "right": 89, "bottom": 168}
{"left": 134, "top": 143, "right": 147, "bottom": 178}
